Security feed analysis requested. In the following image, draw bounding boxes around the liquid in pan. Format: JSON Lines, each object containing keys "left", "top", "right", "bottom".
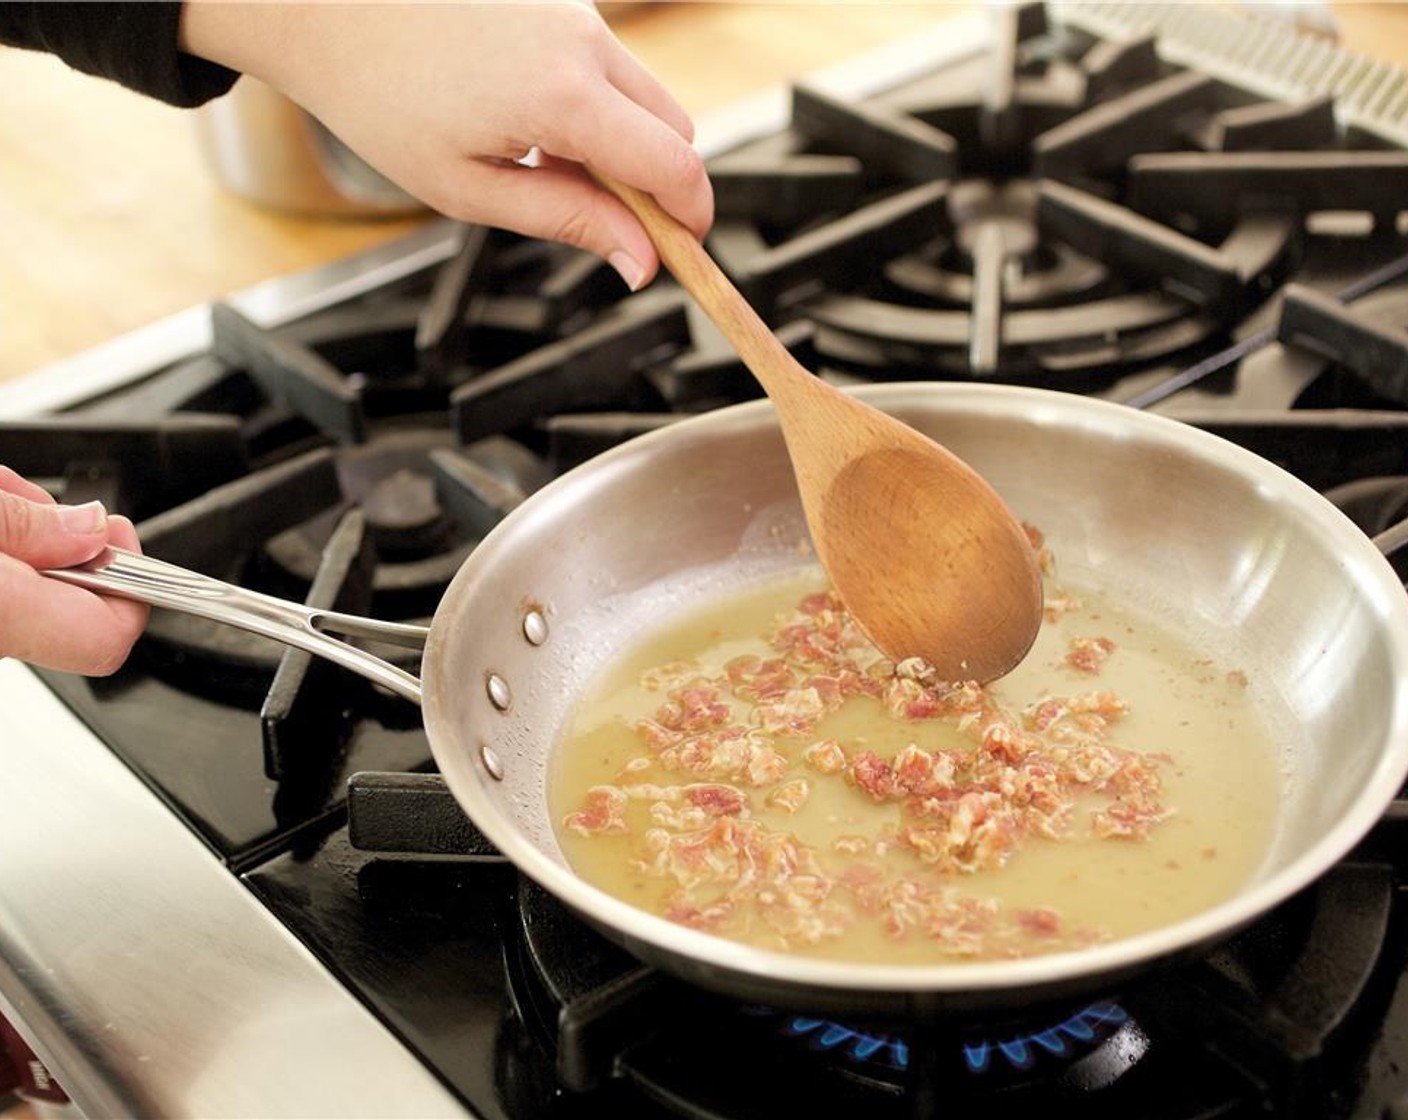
{"left": 550, "top": 527, "right": 1284, "bottom": 964}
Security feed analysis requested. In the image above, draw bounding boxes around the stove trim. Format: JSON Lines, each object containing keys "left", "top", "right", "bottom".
{"left": 0, "top": 659, "right": 467, "bottom": 1118}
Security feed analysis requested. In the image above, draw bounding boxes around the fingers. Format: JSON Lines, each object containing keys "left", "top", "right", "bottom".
{"left": 447, "top": 83, "right": 712, "bottom": 289}
{"left": 0, "top": 554, "right": 149, "bottom": 675}
{"left": 0, "top": 513, "right": 149, "bottom": 677}
{"left": 0, "top": 465, "right": 59, "bottom": 505}
{"left": 546, "top": 85, "right": 714, "bottom": 240}
{"left": 0, "top": 471, "right": 148, "bottom": 675}
{"left": 0, "top": 488, "right": 111, "bottom": 569}
{"left": 436, "top": 158, "right": 661, "bottom": 290}
{"left": 603, "top": 41, "right": 695, "bottom": 145}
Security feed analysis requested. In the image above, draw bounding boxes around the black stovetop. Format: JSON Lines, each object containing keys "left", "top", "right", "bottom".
{"left": 6, "top": 4, "right": 1408, "bottom": 1116}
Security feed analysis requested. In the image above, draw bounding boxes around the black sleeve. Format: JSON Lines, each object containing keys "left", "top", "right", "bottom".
{"left": 0, "top": 2, "right": 238, "bottom": 108}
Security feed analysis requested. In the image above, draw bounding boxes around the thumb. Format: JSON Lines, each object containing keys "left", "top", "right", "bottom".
{"left": 0, "top": 492, "right": 110, "bottom": 569}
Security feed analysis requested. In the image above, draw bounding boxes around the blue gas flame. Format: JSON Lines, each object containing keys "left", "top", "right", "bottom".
{"left": 782, "top": 1000, "right": 1128, "bottom": 1075}
{"left": 784, "top": 1017, "right": 910, "bottom": 1070}
{"left": 961, "top": 1002, "right": 1129, "bottom": 1074}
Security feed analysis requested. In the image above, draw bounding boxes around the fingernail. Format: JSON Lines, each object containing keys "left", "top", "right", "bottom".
{"left": 608, "top": 250, "right": 646, "bottom": 292}
{"left": 57, "top": 500, "right": 107, "bottom": 534}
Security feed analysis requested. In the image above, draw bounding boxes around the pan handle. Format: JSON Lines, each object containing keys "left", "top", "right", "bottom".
{"left": 1372, "top": 520, "right": 1408, "bottom": 584}
{"left": 42, "top": 547, "right": 428, "bottom": 705}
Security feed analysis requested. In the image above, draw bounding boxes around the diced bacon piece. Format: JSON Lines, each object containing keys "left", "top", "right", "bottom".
{"left": 726, "top": 655, "right": 796, "bottom": 702}
{"left": 836, "top": 666, "right": 883, "bottom": 699}
{"left": 620, "top": 782, "right": 681, "bottom": 801}
{"left": 867, "top": 658, "right": 896, "bottom": 682}
{"left": 803, "top": 673, "right": 844, "bottom": 709}
{"left": 563, "top": 785, "right": 628, "bottom": 836}
{"left": 832, "top": 834, "right": 871, "bottom": 856}
{"left": 659, "top": 817, "right": 749, "bottom": 889}
{"left": 848, "top": 750, "right": 896, "bottom": 801}
{"left": 892, "top": 744, "right": 936, "bottom": 794}
{"left": 1023, "top": 690, "right": 1127, "bottom": 738}
{"left": 684, "top": 783, "right": 748, "bottom": 817}
{"left": 1021, "top": 522, "right": 1054, "bottom": 575}
{"left": 904, "top": 692, "right": 945, "bottom": 720}
{"left": 773, "top": 621, "right": 844, "bottom": 665}
{"left": 1090, "top": 801, "right": 1173, "bottom": 839}
{"left": 898, "top": 791, "right": 1017, "bottom": 873}
{"left": 657, "top": 685, "right": 732, "bottom": 733}
{"left": 1066, "top": 636, "right": 1116, "bottom": 675}
{"left": 906, "top": 790, "right": 962, "bottom": 818}
{"left": 634, "top": 718, "right": 684, "bottom": 751}
{"left": 895, "top": 657, "right": 936, "bottom": 683}
{"left": 1016, "top": 907, "right": 1062, "bottom": 938}
{"left": 640, "top": 659, "right": 702, "bottom": 692}
{"left": 1107, "top": 753, "right": 1164, "bottom": 810}
{"left": 892, "top": 744, "right": 957, "bottom": 795}
{"left": 664, "top": 894, "right": 735, "bottom": 931}
{"left": 1071, "top": 691, "right": 1129, "bottom": 720}
{"left": 659, "top": 730, "right": 742, "bottom": 775}
{"left": 798, "top": 591, "right": 844, "bottom": 616}
{"left": 724, "top": 654, "right": 760, "bottom": 682}
{"left": 1024, "top": 697, "right": 1068, "bottom": 732}
{"left": 980, "top": 721, "right": 1028, "bottom": 764}
{"left": 942, "top": 681, "right": 988, "bottom": 718}
{"left": 766, "top": 778, "right": 811, "bottom": 814}
{"left": 654, "top": 726, "right": 789, "bottom": 788}
{"left": 882, "top": 676, "right": 944, "bottom": 721}
{"left": 865, "top": 877, "right": 998, "bottom": 955}
{"left": 1060, "top": 741, "right": 1121, "bottom": 786}
{"left": 757, "top": 685, "right": 826, "bottom": 735}
{"left": 649, "top": 801, "right": 708, "bottom": 830}
{"left": 1043, "top": 590, "right": 1083, "bottom": 623}
{"left": 742, "top": 738, "right": 790, "bottom": 786}
{"left": 803, "top": 738, "right": 846, "bottom": 774}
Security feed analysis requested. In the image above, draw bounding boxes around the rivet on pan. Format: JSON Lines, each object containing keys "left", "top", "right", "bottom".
{"left": 479, "top": 743, "right": 505, "bottom": 781}
{"left": 522, "top": 609, "right": 549, "bottom": 646}
{"left": 486, "top": 672, "right": 512, "bottom": 712}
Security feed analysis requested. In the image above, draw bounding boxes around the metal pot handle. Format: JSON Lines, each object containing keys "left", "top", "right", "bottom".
{"left": 42, "top": 547, "right": 428, "bottom": 705}
{"left": 1373, "top": 520, "right": 1408, "bottom": 585}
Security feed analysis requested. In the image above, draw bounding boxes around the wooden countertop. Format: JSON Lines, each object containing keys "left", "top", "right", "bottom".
{"left": 2, "top": 2, "right": 1407, "bottom": 386}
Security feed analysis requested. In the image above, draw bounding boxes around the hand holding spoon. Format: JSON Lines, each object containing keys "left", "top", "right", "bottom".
{"left": 598, "top": 172, "right": 1043, "bottom": 683}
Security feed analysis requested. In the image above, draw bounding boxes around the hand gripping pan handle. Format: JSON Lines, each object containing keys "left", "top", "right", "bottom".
{"left": 44, "top": 546, "right": 429, "bottom": 704}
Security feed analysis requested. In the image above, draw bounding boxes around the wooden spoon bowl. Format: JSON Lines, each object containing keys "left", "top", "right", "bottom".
{"left": 597, "top": 172, "right": 1043, "bottom": 683}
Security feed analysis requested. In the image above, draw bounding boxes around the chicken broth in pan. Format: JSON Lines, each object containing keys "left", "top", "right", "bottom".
{"left": 550, "top": 535, "right": 1283, "bottom": 963}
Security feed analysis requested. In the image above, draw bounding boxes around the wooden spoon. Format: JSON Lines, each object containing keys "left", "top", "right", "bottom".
{"left": 597, "top": 172, "right": 1043, "bottom": 683}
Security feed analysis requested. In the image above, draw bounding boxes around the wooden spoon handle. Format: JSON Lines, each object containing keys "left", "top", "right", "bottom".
{"left": 592, "top": 170, "right": 807, "bottom": 405}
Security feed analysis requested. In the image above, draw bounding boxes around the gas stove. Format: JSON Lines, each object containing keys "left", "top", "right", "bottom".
{"left": 4, "top": 4, "right": 1408, "bottom": 1117}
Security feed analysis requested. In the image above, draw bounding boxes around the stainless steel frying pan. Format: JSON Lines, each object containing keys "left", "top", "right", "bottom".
{"left": 47, "top": 383, "right": 1408, "bottom": 1019}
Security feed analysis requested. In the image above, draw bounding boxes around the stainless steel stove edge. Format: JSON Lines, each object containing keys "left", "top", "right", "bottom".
{"left": 0, "top": 659, "right": 471, "bottom": 1119}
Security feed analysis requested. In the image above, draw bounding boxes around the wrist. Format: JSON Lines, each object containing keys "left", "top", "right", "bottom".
{"left": 178, "top": 1, "right": 294, "bottom": 84}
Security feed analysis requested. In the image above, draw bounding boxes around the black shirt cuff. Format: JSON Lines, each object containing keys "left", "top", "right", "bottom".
{"left": 0, "top": 2, "right": 239, "bottom": 108}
